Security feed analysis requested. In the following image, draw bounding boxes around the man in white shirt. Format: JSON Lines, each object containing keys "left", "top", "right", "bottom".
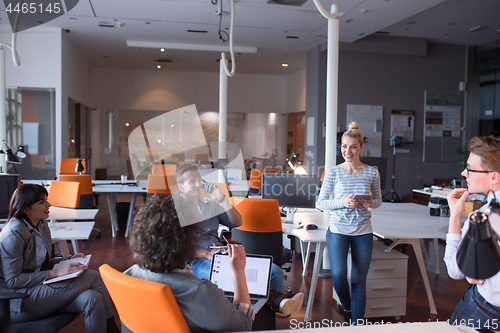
{"left": 444, "top": 136, "right": 500, "bottom": 329}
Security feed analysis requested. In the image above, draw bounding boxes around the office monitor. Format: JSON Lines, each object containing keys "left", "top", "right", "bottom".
{"left": 261, "top": 173, "right": 319, "bottom": 222}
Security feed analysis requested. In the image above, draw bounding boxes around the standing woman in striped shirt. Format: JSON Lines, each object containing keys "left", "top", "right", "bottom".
{"left": 317, "top": 122, "right": 382, "bottom": 325}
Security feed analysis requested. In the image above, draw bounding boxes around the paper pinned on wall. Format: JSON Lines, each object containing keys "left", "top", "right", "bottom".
{"left": 346, "top": 105, "right": 383, "bottom": 157}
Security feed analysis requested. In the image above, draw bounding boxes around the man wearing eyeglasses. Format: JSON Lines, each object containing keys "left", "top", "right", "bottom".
{"left": 444, "top": 136, "right": 500, "bottom": 330}
{"left": 175, "top": 164, "right": 304, "bottom": 318}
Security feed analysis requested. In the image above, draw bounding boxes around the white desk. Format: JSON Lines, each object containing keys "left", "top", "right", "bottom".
{"left": 49, "top": 221, "right": 95, "bottom": 257}
{"left": 22, "top": 179, "right": 147, "bottom": 237}
{"left": 92, "top": 180, "right": 147, "bottom": 237}
{"left": 235, "top": 321, "right": 477, "bottom": 333}
{"left": 287, "top": 203, "right": 451, "bottom": 322}
{"left": 1, "top": 206, "right": 97, "bottom": 257}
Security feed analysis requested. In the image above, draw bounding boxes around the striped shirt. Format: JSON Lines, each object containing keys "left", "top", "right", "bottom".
{"left": 317, "top": 165, "right": 382, "bottom": 235}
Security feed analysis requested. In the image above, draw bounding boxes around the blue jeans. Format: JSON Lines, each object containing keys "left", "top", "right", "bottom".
{"left": 189, "top": 258, "right": 284, "bottom": 292}
{"left": 450, "top": 284, "right": 500, "bottom": 330}
{"left": 326, "top": 230, "right": 373, "bottom": 323}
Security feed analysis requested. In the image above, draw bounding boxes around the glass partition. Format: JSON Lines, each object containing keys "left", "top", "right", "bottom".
{"left": 5, "top": 87, "right": 56, "bottom": 179}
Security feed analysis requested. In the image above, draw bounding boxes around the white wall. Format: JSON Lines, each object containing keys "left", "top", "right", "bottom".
{"left": 1, "top": 26, "right": 62, "bottom": 168}
{"left": 61, "top": 32, "right": 92, "bottom": 158}
{"left": 285, "top": 68, "right": 306, "bottom": 113}
{"left": 91, "top": 68, "right": 287, "bottom": 114}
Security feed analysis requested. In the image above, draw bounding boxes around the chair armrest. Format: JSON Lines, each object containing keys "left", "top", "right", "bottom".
{"left": 0, "top": 292, "right": 29, "bottom": 301}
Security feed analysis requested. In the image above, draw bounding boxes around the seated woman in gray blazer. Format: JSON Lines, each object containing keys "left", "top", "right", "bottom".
{"left": 0, "top": 184, "right": 120, "bottom": 333}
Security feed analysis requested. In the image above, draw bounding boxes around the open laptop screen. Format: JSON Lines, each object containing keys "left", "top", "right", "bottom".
{"left": 210, "top": 254, "right": 272, "bottom": 297}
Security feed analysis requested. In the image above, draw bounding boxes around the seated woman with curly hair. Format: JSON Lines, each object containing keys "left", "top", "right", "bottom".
{"left": 125, "top": 193, "right": 254, "bottom": 332}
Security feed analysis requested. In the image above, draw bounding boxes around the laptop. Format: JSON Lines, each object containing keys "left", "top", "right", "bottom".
{"left": 209, "top": 253, "right": 273, "bottom": 313}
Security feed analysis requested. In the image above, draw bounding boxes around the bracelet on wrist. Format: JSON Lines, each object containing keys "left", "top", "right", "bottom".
{"left": 217, "top": 194, "right": 227, "bottom": 203}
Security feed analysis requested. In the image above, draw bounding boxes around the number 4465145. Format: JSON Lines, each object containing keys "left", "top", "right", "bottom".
{"left": 6, "top": 2, "right": 61, "bottom": 14}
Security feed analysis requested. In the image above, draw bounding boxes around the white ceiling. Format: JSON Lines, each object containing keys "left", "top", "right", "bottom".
{"left": 1, "top": 0, "right": 499, "bottom": 75}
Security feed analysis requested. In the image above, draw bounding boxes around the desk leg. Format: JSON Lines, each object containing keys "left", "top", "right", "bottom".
{"left": 302, "top": 242, "right": 312, "bottom": 276}
{"left": 71, "top": 240, "right": 80, "bottom": 254}
{"left": 406, "top": 238, "right": 438, "bottom": 314}
{"left": 53, "top": 241, "right": 70, "bottom": 258}
{"left": 433, "top": 238, "right": 440, "bottom": 275}
{"left": 125, "top": 193, "right": 137, "bottom": 237}
{"left": 304, "top": 242, "right": 327, "bottom": 322}
{"left": 107, "top": 193, "right": 119, "bottom": 237}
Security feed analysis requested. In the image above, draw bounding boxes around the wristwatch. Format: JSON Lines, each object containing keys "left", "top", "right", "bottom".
{"left": 217, "top": 194, "right": 227, "bottom": 203}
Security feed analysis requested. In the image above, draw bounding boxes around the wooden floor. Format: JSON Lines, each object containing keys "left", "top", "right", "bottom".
{"left": 61, "top": 203, "right": 469, "bottom": 332}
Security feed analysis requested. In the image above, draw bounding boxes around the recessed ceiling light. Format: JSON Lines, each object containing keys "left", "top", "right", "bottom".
{"left": 360, "top": 9, "right": 368, "bottom": 13}
{"left": 187, "top": 30, "right": 208, "bottom": 33}
{"left": 157, "top": 65, "right": 161, "bottom": 69}
{"left": 286, "top": 36, "right": 298, "bottom": 39}
{"left": 69, "top": 17, "right": 78, "bottom": 20}
{"left": 125, "top": 123, "right": 130, "bottom": 127}
{"left": 468, "top": 25, "right": 484, "bottom": 32}
{"left": 157, "top": 139, "right": 161, "bottom": 143}
{"left": 160, "top": 48, "right": 165, "bottom": 52}
{"left": 282, "top": 63, "right": 289, "bottom": 67}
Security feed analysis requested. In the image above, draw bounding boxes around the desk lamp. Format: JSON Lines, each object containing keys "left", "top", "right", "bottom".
{"left": 75, "top": 158, "right": 85, "bottom": 174}
{"left": 15, "top": 145, "right": 26, "bottom": 159}
{"left": 457, "top": 200, "right": 500, "bottom": 279}
{"left": 280, "top": 151, "right": 307, "bottom": 175}
{"left": 0, "top": 142, "right": 21, "bottom": 164}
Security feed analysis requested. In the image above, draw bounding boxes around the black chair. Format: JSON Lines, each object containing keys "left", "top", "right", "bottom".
{"left": 0, "top": 292, "right": 78, "bottom": 333}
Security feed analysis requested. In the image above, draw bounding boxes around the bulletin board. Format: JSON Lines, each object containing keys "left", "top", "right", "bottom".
{"left": 423, "top": 90, "right": 462, "bottom": 162}
{"left": 391, "top": 110, "right": 414, "bottom": 143}
{"left": 346, "top": 104, "right": 383, "bottom": 157}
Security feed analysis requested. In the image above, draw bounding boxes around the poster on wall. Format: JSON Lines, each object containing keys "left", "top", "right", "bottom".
{"left": 346, "top": 104, "right": 383, "bottom": 157}
{"left": 423, "top": 90, "right": 462, "bottom": 162}
{"left": 391, "top": 110, "right": 414, "bottom": 143}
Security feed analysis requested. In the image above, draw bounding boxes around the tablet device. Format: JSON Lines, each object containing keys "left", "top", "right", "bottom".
{"left": 352, "top": 194, "right": 372, "bottom": 200}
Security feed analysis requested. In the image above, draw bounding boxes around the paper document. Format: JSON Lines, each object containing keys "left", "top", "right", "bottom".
{"left": 43, "top": 255, "right": 91, "bottom": 284}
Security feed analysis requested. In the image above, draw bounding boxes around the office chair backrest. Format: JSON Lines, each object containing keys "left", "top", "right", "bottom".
{"left": 147, "top": 174, "right": 177, "bottom": 195}
{"left": 232, "top": 198, "right": 285, "bottom": 266}
{"left": 47, "top": 181, "right": 81, "bottom": 208}
{"left": 57, "top": 174, "right": 94, "bottom": 208}
{"left": 249, "top": 169, "right": 280, "bottom": 189}
{"left": 59, "top": 158, "right": 87, "bottom": 174}
{"left": 152, "top": 164, "right": 177, "bottom": 176}
{"left": 99, "top": 264, "right": 191, "bottom": 333}
{"left": 200, "top": 182, "right": 230, "bottom": 199}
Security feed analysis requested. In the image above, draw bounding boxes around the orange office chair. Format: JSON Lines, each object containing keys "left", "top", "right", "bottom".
{"left": 99, "top": 264, "right": 191, "bottom": 333}
{"left": 59, "top": 158, "right": 87, "bottom": 174}
{"left": 152, "top": 164, "right": 177, "bottom": 176}
{"left": 47, "top": 181, "right": 81, "bottom": 208}
{"left": 147, "top": 174, "right": 177, "bottom": 199}
{"left": 57, "top": 174, "right": 94, "bottom": 209}
{"left": 231, "top": 198, "right": 290, "bottom": 266}
{"left": 248, "top": 169, "right": 279, "bottom": 196}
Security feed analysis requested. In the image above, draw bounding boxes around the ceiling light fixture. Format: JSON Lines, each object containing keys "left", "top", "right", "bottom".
{"left": 127, "top": 40, "right": 257, "bottom": 53}
{"left": 157, "top": 65, "right": 161, "bottom": 69}
{"left": 160, "top": 48, "right": 165, "bottom": 52}
{"left": 282, "top": 63, "right": 288, "bottom": 67}
{"left": 468, "top": 25, "right": 484, "bottom": 32}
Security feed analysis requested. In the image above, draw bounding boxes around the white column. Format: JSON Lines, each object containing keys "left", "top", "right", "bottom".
{"left": 218, "top": 59, "right": 228, "bottom": 183}
{"left": 324, "top": 8, "right": 339, "bottom": 170}
{"left": 0, "top": 48, "right": 6, "bottom": 173}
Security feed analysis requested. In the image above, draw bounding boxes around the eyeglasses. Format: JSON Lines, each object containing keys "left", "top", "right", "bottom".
{"left": 210, "top": 246, "right": 228, "bottom": 255}
{"left": 465, "top": 167, "right": 494, "bottom": 177}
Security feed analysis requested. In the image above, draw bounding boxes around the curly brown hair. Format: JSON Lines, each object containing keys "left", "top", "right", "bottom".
{"left": 468, "top": 136, "right": 500, "bottom": 172}
{"left": 128, "top": 193, "right": 199, "bottom": 273}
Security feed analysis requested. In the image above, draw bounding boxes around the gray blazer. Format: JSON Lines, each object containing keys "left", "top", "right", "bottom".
{"left": 0, "top": 217, "right": 62, "bottom": 312}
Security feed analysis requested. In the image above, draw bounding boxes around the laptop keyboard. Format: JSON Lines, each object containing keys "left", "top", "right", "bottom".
{"left": 226, "top": 296, "right": 259, "bottom": 305}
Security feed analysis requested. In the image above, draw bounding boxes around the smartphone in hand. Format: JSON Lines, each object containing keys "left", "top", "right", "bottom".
{"left": 352, "top": 194, "right": 372, "bottom": 200}
{"left": 201, "top": 178, "right": 213, "bottom": 193}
